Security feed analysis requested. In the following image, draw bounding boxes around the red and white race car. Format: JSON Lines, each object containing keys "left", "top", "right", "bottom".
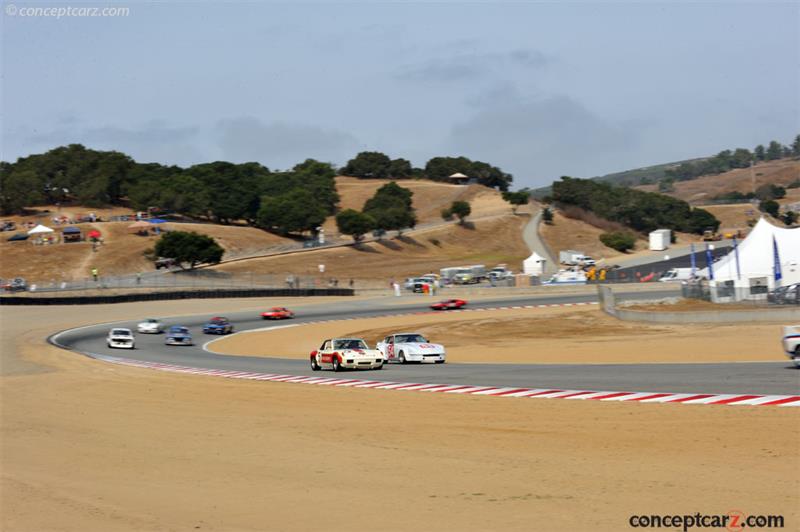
{"left": 261, "top": 307, "right": 294, "bottom": 320}
{"left": 430, "top": 298, "right": 467, "bottom": 310}
{"left": 310, "top": 338, "right": 384, "bottom": 371}
{"left": 376, "top": 332, "right": 446, "bottom": 364}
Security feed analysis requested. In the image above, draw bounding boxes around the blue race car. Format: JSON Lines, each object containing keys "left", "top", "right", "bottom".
{"left": 165, "top": 326, "right": 193, "bottom": 346}
{"left": 202, "top": 316, "right": 234, "bottom": 335}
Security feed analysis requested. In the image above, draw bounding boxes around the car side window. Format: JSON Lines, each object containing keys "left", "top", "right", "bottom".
{"left": 321, "top": 340, "right": 330, "bottom": 350}
{"left": 386, "top": 336, "right": 393, "bottom": 344}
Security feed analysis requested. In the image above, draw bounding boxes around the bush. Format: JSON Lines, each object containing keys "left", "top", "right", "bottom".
{"left": 787, "top": 179, "right": 800, "bottom": 189}
{"left": 759, "top": 199, "right": 780, "bottom": 218}
{"left": 599, "top": 231, "right": 637, "bottom": 252}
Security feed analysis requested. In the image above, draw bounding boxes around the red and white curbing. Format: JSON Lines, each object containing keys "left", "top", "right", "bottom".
{"left": 95, "top": 354, "right": 800, "bottom": 407}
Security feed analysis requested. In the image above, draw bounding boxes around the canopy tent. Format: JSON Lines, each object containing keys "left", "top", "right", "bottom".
{"left": 27, "top": 224, "right": 54, "bottom": 235}
{"left": 700, "top": 217, "right": 800, "bottom": 300}
{"left": 7, "top": 232, "right": 29, "bottom": 242}
{"left": 148, "top": 218, "right": 167, "bottom": 224}
{"left": 87, "top": 229, "right": 102, "bottom": 239}
{"left": 62, "top": 225, "right": 82, "bottom": 242}
{"left": 523, "top": 252, "right": 547, "bottom": 276}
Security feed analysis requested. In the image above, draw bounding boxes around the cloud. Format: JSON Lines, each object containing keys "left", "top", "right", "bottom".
{"left": 396, "top": 49, "right": 549, "bottom": 83}
{"left": 21, "top": 121, "right": 204, "bottom": 165}
{"left": 216, "top": 117, "right": 359, "bottom": 169}
{"left": 447, "top": 90, "right": 640, "bottom": 186}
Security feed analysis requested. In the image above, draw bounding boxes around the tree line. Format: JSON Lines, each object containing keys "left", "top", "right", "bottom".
{"left": 550, "top": 176, "right": 720, "bottom": 235}
{"left": 0, "top": 145, "right": 514, "bottom": 225}
{"left": 660, "top": 135, "right": 800, "bottom": 189}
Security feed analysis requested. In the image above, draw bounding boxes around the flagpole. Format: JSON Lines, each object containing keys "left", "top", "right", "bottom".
{"left": 732, "top": 236, "right": 741, "bottom": 280}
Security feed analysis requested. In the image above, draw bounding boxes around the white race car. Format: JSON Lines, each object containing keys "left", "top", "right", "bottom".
{"left": 107, "top": 328, "right": 135, "bottom": 349}
{"left": 782, "top": 326, "right": 800, "bottom": 367}
{"left": 376, "top": 332, "right": 446, "bottom": 364}
{"left": 310, "top": 338, "right": 384, "bottom": 371}
{"left": 137, "top": 318, "right": 163, "bottom": 334}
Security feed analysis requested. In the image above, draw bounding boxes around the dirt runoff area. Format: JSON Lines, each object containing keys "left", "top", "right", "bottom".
{"left": 211, "top": 306, "right": 788, "bottom": 364}
{"left": 2, "top": 301, "right": 798, "bottom": 531}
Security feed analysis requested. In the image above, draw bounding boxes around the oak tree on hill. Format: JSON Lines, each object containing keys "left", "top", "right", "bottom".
{"left": 336, "top": 209, "right": 375, "bottom": 242}
{"left": 154, "top": 231, "right": 224, "bottom": 269}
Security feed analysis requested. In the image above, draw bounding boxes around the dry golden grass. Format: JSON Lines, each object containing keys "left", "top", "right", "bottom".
{"left": 0, "top": 218, "right": 292, "bottom": 282}
{"left": 215, "top": 214, "right": 530, "bottom": 282}
{"left": 637, "top": 159, "right": 800, "bottom": 203}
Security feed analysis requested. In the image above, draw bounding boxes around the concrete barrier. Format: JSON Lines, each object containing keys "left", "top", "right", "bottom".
{"left": 598, "top": 286, "right": 800, "bottom": 323}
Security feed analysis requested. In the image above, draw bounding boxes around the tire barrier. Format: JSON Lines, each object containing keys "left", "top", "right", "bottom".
{"left": 0, "top": 288, "right": 354, "bottom": 306}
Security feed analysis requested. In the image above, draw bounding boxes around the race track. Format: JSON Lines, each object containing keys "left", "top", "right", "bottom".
{"left": 50, "top": 289, "right": 800, "bottom": 396}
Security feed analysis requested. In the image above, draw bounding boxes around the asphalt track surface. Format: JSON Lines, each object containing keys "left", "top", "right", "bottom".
{"left": 51, "top": 289, "right": 800, "bottom": 396}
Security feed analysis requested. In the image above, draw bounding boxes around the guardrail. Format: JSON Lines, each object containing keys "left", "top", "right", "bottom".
{"left": 0, "top": 288, "right": 354, "bottom": 306}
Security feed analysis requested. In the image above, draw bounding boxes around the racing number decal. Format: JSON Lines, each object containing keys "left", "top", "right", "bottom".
{"left": 387, "top": 343, "right": 394, "bottom": 359}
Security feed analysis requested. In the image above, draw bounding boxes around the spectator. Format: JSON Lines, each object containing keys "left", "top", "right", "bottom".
{"left": 91, "top": 268, "right": 98, "bottom": 282}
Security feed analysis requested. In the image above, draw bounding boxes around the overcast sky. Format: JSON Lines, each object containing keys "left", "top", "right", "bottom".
{"left": 2, "top": 1, "right": 798, "bottom": 188}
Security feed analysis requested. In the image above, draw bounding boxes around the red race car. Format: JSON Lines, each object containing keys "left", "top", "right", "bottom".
{"left": 430, "top": 299, "right": 467, "bottom": 311}
{"left": 261, "top": 307, "right": 295, "bottom": 320}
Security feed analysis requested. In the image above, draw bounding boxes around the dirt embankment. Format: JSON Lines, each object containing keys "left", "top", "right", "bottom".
{"left": 213, "top": 214, "right": 530, "bottom": 283}
{"left": 1, "top": 301, "right": 798, "bottom": 531}
{"left": 210, "top": 306, "right": 787, "bottom": 364}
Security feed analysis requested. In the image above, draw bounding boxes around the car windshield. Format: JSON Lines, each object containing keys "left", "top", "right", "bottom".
{"left": 396, "top": 334, "right": 428, "bottom": 343}
{"left": 146, "top": 319, "right": 159, "bottom": 323}
{"left": 334, "top": 339, "right": 367, "bottom": 350}
{"left": 111, "top": 329, "right": 131, "bottom": 336}
{"left": 170, "top": 327, "right": 189, "bottom": 334}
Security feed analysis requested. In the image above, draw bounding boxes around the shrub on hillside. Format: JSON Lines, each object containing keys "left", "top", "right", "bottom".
{"left": 759, "top": 199, "right": 780, "bottom": 218}
{"left": 599, "top": 232, "right": 637, "bottom": 253}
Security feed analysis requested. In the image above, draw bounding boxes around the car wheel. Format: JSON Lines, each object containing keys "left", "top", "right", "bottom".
{"left": 399, "top": 352, "right": 406, "bottom": 364}
{"left": 310, "top": 357, "right": 320, "bottom": 371}
{"left": 375, "top": 364, "right": 383, "bottom": 370}
{"left": 435, "top": 360, "right": 445, "bottom": 364}
{"left": 332, "top": 357, "right": 341, "bottom": 372}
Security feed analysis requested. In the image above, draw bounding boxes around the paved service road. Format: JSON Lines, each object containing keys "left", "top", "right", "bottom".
{"left": 51, "top": 289, "right": 800, "bottom": 396}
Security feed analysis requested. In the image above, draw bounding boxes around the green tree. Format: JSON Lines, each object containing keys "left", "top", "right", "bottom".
{"left": 387, "top": 158, "right": 414, "bottom": 178}
{"left": 792, "top": 134, "right": 800, "bottom": 157}
{"left": 755, "top": 184, "right": 786, "bottom": 201}
{"left": 257, "top": 189, "right": 328, "bottom": 235}
{"left": 759, "top": 199, "right": 780, "bottom": 218}
{"left": 754, "top": 144, "right": 766, "bottom": 161}
{"left": 502, "top": 190, "right": 530, "bottom": 214}
{"left": 153, "top": 231, "right": 224, "bottom": 269}
{"left": 335, "top": 209, "right": 375, "bottom": 242}
{"left": 362, "top": 182, "right": 416, "bottom": 232}
{"left": 542, "top": 207, "right": 554, "bottom": 224}
{"left": 766, "top": 141, "right": 783, "bottom": 161}
{"left": 445, "top": 200, "right": 471, "bottom": 225}
{"left": 782, "top": 211, "right": 798, "bottom": 226}
{"left": 341, "top": 152, "right": 392, "bottom": 179}
{"left": 685, "top": 208, "right": 720, "bottom": 234}
{"left": 599, "top": 232, "right": 636, "bottom": 252}
{"left": 0, "top": 167, "right": 45, "bottom": 215}
{"left": 730, "top": 148, "right": 753, "bottom": 169}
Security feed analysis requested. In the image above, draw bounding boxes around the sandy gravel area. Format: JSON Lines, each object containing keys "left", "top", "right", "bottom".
{"left": 2, "top": 300, "right": 798, "bottom": 531}
{"left": 210, "top": 306, "right": 788, "bottom": 364}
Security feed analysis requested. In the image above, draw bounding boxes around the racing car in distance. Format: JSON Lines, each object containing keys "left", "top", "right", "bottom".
{"left": 107, "top": 328, "right": 135, "bottom": 349}
{"left": 310, "top": 338, "right": 384, "bottom": 371}
{"left": 202, "top": 316, "right": 234, "bottom": 335}
{"left": 430, "top": 298, "right": 467, "bottom": 311}
{"left": 782, "top": 325, "right": 800, "bottom": 367}
{"left": 376, "top": 332, "right": 446, "bottom": 364}
{"left": 260, "top": 307, "right": 294, "bottom": 320}
{"left": 137, "top": 318, "right": 163, "bottom": 334}
{"left": 165, "top": 326, "right": 193, "bottom": 346}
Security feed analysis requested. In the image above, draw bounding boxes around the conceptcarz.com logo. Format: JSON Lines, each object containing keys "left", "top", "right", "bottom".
{"left": 628, "top": 510, "right": 785, "bottom": 531}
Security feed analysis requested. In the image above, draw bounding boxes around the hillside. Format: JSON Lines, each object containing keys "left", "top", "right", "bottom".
{"left": 635, "top": 159, "right": 800, "bottom": 204}
{"left": 1, "top": 180, "right": 515, "bottom": 283}
{"left": 214, "top": 215, "right": 530, "bottom": 285}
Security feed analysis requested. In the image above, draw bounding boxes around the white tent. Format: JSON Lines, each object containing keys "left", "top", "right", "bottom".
{"left": 701, "top": 217, "right": 800, "bottom": 300}
{"left": 523, "top": 252, "right": 547, "bottom": 276}
{"left": 27, "top": 224, "right": 54, "bottom": 235}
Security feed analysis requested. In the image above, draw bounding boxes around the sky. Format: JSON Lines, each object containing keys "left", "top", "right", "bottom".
{"left": 2, "top": 0, "right": 798, "bottom": 188}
